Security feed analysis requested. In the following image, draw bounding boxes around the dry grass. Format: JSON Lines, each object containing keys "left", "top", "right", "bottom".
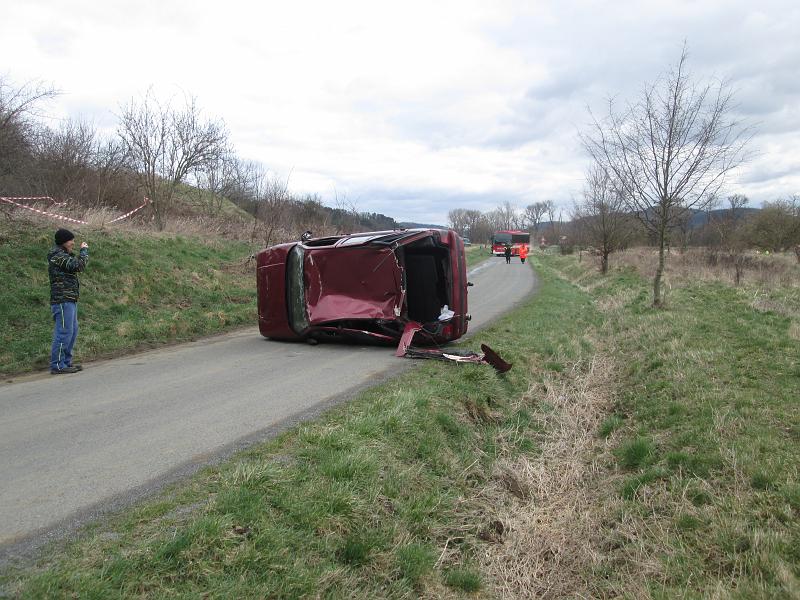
{"left": 468, "top": 355, "right": 643, "bottom": 599}
{"left": 612, "top": 247, "right": 800, "bottom": 289}
{"left": 3, "top": 200, "right": 266, "bottom": 244}
{"left": 595, "top": 288, "right": 639, "bottom": 313}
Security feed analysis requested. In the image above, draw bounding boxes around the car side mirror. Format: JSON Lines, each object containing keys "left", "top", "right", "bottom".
{"left": 301, "top": 231, "right": 313, "bottom": 242}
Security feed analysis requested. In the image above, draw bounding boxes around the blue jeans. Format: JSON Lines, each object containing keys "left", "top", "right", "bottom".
{"left": 50, "top": 302, "right": 78, "bottom": 371}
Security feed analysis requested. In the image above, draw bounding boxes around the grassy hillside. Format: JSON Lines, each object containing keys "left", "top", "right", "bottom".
{"left": 0, "top": 220, "right": 255, "bottom": 376}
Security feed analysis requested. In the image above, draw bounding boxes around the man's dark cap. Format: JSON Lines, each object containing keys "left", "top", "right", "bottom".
{"left": 55, "top": 228, "right": 75, "bottom": 245}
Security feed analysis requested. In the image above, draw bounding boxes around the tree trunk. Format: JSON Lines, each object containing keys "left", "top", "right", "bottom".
{"left": 653, "top": 226, "right": 666, "bottom": 307}
{"left": 601, "top": 252, "right": 609, "bottom": 274}
{"left": 153, "top": 202, "right": 166, "bottom": 231}
{"left": 733, "top": 253, "right": 744, "bottom": 286}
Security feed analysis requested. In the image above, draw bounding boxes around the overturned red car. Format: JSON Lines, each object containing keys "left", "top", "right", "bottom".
{"left": 257, "top": 228, "right": 470, "bottom": 346}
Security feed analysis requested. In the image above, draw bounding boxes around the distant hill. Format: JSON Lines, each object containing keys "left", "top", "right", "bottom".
{"left": 398, "top": 221, "right": 447, "bottom": 230}
{"left": 554, "top": 207, "right": 761, "bottom": 234}
{"left": 687, "top": 207, "right": 760, "bottom": 228}
{"left": 327, "top": 209, "right": 398, "bottom": 231}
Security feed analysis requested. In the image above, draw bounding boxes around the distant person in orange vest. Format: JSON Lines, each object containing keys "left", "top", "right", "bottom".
{"left": 519, "top": 244, "right": 528, "bottom": 264}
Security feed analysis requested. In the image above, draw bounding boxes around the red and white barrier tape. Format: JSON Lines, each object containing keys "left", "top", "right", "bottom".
{"left": 0, "top": 197, "right": 88, "bottom": 224}
{"left": 106, "top": 197, "right": 150, "bottom": 223}
{"left": 0, "top": 196, "right": 150, "bottom": 225}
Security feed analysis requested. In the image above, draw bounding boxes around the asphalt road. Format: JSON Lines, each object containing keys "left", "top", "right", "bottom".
{"left": 0, "top": 256, "right": 536, "bottom": 561}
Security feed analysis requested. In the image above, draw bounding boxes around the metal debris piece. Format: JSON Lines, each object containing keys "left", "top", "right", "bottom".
{"left": 399, "top": 339, "right": 512, "bottom": 373}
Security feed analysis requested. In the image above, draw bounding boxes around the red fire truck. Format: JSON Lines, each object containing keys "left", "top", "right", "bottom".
{"left": 491, "top": 230, "right": 530, "bottom": 256}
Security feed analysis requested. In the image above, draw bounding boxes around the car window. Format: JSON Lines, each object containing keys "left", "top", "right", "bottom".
{"left": 304, "top": 236, "right": 341, "bottom": 247}
{"left": 337, "top": 234, "right": 384, "bottom": 247}
{"left": 286, "top": 245, "right": 309, "bottom": 333}
{"left": 369, "top": 232, "right": 418, "bottom": 245}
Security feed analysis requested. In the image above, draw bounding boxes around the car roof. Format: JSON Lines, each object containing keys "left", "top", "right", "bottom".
{"left": 303, "top": 228, "right": 442, "bottom": 248}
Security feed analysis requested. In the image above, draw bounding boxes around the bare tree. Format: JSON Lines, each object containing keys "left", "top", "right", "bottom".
{"left": 332, "top": 190, "right": 361, "bottom": 234}
{"left": 672, "top": 205, "right": 694, "bottom": 253}
{"left": 495, "top": 201, "right": 519, "bottom": 230}
{"left": 581, "top": 46, "right": 751, "bottom": 306}
{"left": 466, "top": 211, "right": 492, "bottom": 246}
{"left": 574, "top": 165, "right": 630, "bottom": 274}
{"left": 90, "top": 135, "right": 131, "bottom": 209}
{"left": 229, "top": 159, "right": 294, "bottom": 248}
{"left": 727, "top": 193, "right": 749, "bottom": 220}
{"left": 188, "top": 148, "right": 238, "bottom": 216}
{"left": 447, "top": 208, "right": 470, "bottom": 236}
{"left": 542, "top": 200, "right": 559, "bottom": 244}
{"left": 118, "top": 90, "right": 227, "bottom": 230}
{"left": 33, "top": 117, "right": 96, "bottom": 201}
{"left": 697, "top": 192, "right": 722, "bottom": 247}
{"left": 448, "top": 208, "right": 489, "bottom": 242}
{"left": 0, "top": 77, "right": 58, "bottom": 194}
{"left": 255, "top": 170, "right": 294, "bottom": 248}
{"left": 294, "top": 193, "right": 332, "bottom": 235}
{"left": 523, "top": 201, "right": 548, "bottom": 237}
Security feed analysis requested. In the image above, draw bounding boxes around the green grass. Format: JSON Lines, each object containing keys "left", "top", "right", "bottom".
{"left": 464, "top": 243, "right": 493, "bottom": 268}
{"left": 0, "top": 221, "right": 254, "bottom": 376}
{"left": 3, "top": 244, "right": 798, "bottom": 597}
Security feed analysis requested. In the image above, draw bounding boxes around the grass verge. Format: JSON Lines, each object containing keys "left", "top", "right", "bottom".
{"left": 540, "top": 253, "right": 800, "bottom": 598}
{"left": 3, "top": 250, "right": 798, "bottom": 598}
{"left": 1, "top": 251, "right": 600, "bottom": 598}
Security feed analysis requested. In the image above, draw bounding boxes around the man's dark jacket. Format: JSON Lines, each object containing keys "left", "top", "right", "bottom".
{"left": 48, "top": 245, "right": 89, "bottom": 304}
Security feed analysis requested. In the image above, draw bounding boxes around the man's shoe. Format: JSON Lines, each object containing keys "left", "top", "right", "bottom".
{"left": 51, "top": 366, "right": 80, "bottom": 374}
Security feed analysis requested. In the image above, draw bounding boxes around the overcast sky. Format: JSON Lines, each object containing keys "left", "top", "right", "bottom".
{"left": 3, "top": 0, "right": 799, "bottom": 224}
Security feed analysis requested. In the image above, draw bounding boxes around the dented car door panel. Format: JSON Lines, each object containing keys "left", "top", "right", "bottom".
{"left": 304, "top": 247, "right": 403, "bottom": 324}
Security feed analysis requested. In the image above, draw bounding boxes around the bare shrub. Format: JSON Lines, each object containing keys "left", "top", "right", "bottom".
{"left": 161, "top": 214, "right": 255, "bottom": 242}
{"left": 118, "top": 90, "right": 228, "bottom": 231}
{"left": 615, "top": 247, "right": 800, "bottom": 290}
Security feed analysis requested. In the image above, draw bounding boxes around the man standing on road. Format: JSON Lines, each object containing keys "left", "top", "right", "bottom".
{"left": 504, "top": 244, "right": 512, "bottom": 264}
{"left": 48, "top": 228, "right": 89, "bottom": 374}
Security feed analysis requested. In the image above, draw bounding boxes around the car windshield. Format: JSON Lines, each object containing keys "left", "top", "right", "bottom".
{"left": 494, "top": 233, "right": 511, "bottom": 244}
{"left": 286, "top": 244, "right": 309, "bottom": 333}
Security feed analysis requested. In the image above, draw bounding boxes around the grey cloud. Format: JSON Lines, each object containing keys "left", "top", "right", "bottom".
{"left": 333, "top": 183, "right": 568, "bottom": 225}
{"left": 740, "top": 162, "right": 800, "bottom": 184}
